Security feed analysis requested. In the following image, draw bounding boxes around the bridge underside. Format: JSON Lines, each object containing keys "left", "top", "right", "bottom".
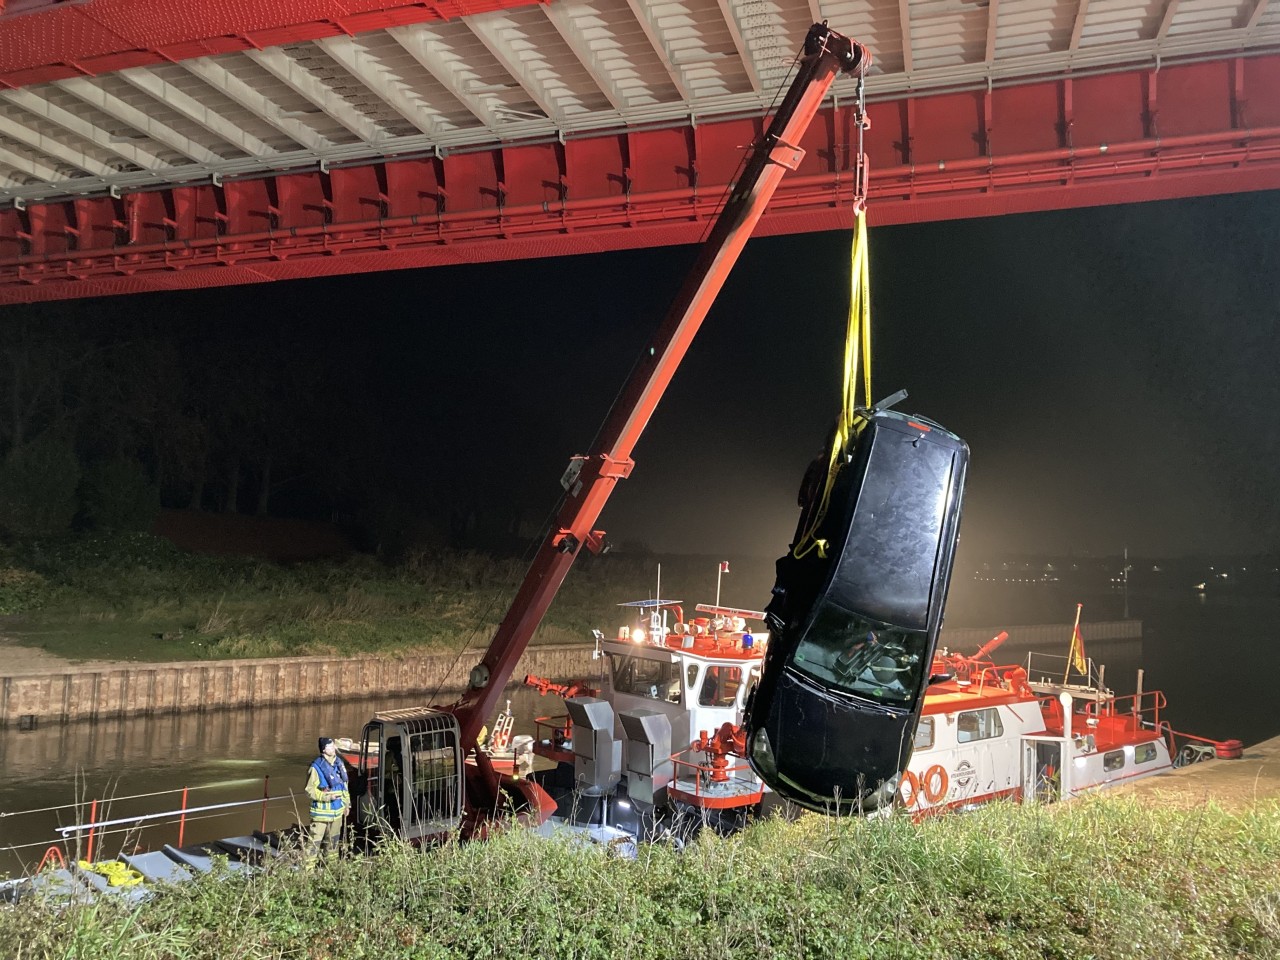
{"left": 2, "top": 53, "right": 1278, "bottom": 304}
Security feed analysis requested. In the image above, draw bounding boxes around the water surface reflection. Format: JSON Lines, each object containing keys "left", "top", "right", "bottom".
{"left": 0, "top": 686, "right": 554, "bottom": 876}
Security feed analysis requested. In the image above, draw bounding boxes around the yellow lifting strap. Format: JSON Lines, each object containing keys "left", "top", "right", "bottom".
{"left": 792, "top": 210, "right": 873, "bottom": 561}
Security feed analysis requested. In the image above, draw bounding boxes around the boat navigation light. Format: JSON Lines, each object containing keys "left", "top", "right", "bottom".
{"left": 632, "top": 629, "right": 646, "bottom": 643}
{"left": 743, "top": 633, "right": 754, "bottom": 649}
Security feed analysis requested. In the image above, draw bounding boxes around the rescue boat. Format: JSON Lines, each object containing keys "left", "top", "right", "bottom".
{"left": 528, "top": 609, "right": 1241, "bottom": 819}
{"left": 898, "top": 637, "right": 1242, "bottom": 816}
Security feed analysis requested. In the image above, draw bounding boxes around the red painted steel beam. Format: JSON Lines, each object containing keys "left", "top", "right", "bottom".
{"left": 3, "top": 54, "right": 1280, "bottom": 304}
{"left": 0, "top": 0, "right": 547, "bottom": 89}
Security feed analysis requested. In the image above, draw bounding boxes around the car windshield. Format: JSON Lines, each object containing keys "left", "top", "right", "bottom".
{"left": 788, "top": 602, "right": 928, "bottom": 705}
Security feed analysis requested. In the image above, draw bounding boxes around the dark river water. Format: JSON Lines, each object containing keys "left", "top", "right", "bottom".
{"left": 1, "top": 579, "right": 1274, "bottom": 876}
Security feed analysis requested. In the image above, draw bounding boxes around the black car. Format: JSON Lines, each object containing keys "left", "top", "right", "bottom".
{"left": 745, "top": 406, "right": 969, "bottom": 813}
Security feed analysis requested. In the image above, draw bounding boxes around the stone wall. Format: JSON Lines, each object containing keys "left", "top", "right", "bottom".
{"left": 0, "top": 644, "right": 598, "bottom": 728}
{"left": 940, "top": 619, "right": 1141, "bottom": 650}
{"left": 0, "top": 620, "right": 1142, "bottom": 728}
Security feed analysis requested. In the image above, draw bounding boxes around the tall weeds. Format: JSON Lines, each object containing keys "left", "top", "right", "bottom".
{"left": 5, "top": 798, "right": 1279, "bottom": 959}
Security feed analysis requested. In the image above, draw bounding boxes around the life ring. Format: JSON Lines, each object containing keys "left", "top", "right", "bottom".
{"left": 922, "top": 764, "right": 949, "bottom": 804}
{"left": 898, "top": 770, "right": 920, "bottom": 807}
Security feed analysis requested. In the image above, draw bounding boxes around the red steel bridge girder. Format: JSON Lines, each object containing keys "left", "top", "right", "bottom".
{"left": 3, "top": 55, "right": 1280, "bottom": 304}
{"left": 0, "top": 0, "right": 548, "bottom": 89}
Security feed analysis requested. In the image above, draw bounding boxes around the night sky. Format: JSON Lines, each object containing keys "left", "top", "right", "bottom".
{"left": 7, "top": 187, "right": 1279, "bottom": 562}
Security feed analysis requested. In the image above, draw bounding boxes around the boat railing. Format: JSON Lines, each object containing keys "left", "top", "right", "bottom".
{"left": 532, "top": 714, "right": 573, "bottom": 751}
{"left": 0, "top": 777, "right": 303, "bottom": 869}
{"left": 1024, "top": 650, "right": 1109, "bottom": 693}
{"left": 669, "top": 752, "right": 758, "bottom": 795}
{"left": 1081, "top": 689, "right": 1167, "bottom": 733}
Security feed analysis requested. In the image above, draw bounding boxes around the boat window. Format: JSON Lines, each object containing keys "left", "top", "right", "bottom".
{"left": 1103, "top": 750, "right": 1125, "bottom": 772}
{"left": 686, "top": 664, "right": 700, "bottom": 692}
{"left": 788, "top": 602, "right": 928, "bottom": 706}
{"left": 610, "top": 653, "right": 682, "bottom": 703}
{"left": 957, "top": 708, "right": 1004, "bottom": 743}
{"left": 1135, "top": 743, "right": 1159, "bottom": 764}
{"left": 913, "top": 717, "right": 934, "bottom": 751}
{"left": 699, "top": 665, "right": 743, "bottom": 708}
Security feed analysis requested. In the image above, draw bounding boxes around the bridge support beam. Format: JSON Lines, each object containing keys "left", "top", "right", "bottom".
{"left": 3, "top": 54, "right": 1279, "bottom": 304}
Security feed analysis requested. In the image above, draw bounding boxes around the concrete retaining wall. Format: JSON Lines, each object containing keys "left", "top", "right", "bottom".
{"left": 940, "top": 619, "right": 1142, "bottom": 650}
{"left": 0, "top": 620, "right": 1141, "bottom": 728}
{"left": 0, "top": 644, "right": 598, "bottom": 728}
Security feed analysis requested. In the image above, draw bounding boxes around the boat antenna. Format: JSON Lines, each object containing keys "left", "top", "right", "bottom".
{"left": 653, "top": 563, "right": 663, "bottom": 634}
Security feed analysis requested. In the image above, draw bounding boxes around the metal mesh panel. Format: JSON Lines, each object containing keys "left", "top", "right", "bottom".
{"left": 402, "top": 712, "right": 463, "bottom": 831}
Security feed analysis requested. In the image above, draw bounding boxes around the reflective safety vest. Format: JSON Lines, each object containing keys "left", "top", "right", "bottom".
{"left": 308, "top": 756, "right": 349, "bottom": 822}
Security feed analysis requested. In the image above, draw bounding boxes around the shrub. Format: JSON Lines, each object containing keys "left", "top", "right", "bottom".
{"left": 0, "top": 565, "right": 52, "bottom": 613}
{"left": 0, "top": 437, "right": 80, "bottom": 538}
{"left": 80, "top": 457, "right": 161, "bottom": 532}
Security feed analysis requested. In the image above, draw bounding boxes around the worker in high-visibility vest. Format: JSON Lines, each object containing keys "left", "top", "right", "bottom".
{"left": 304, "top": 736, "right": 350, "bottom": 868}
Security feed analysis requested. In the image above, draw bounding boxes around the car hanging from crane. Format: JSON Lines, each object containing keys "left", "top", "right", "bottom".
{"left": 744, "top": 400, "right": 970, "bottom": 813}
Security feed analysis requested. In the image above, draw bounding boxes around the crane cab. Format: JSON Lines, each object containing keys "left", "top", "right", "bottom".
{"left": 354, "top": 708, "right": 464, "bottom": 843}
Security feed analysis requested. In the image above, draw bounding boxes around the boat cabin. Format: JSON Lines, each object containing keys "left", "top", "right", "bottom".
{"left": 603, "top": 601, "right": 767, "bottom": 761}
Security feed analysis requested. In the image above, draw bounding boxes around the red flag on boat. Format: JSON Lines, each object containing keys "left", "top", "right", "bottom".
{"left": 1071, "top": 623, "right": 1087, "bottom": 674}
{"left": 1068, "top": 603, "right": 1087, "bottom": 674}
{"left": 719, "top": 561, "right": 730, "bottom": 573}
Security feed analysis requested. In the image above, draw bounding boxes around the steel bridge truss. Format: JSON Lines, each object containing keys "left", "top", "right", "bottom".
{"left": 2, "top": 53, "right": 1279, "bottom": 303}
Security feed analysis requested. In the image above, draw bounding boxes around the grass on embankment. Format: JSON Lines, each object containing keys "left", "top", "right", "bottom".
{"left": 6, "top": 797, "right": 1279, "bottom": 960}
{"left": 0, "top": 533, "right": 771, "bottom": 663}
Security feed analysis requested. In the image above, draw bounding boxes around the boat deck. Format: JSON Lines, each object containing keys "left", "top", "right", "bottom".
{"left": 1, "top": 832, "right": 284, "bottom": 905}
